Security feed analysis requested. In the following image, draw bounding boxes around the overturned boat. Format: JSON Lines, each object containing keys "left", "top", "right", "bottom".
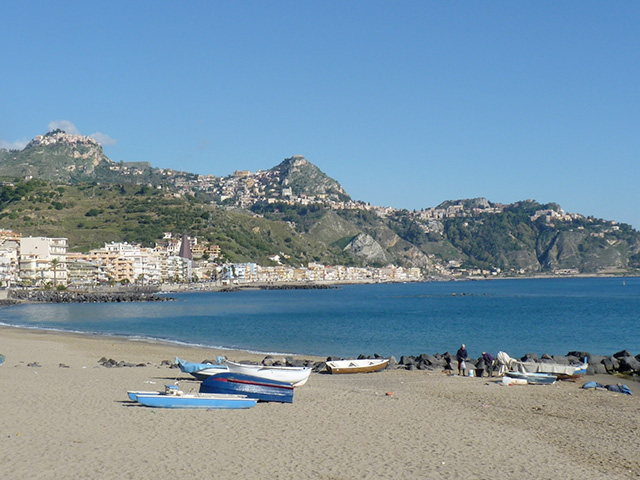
{"left": 200, "top": 372, "right": 294, "bottom": 403}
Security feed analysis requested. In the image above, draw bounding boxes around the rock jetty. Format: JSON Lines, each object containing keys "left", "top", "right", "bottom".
{"left": 8, "top": 289, "right": 171, "bottom": 304}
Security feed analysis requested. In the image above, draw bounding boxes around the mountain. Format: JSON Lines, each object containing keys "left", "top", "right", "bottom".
{"left": 0, "top": 130, "right": 191, "bottom": 185}
{"left": 1, "top": 131, "right": 639, "bottom": 276}
{"left": 0, "top": 130, "right": 115, "bottom": 182}
{"left": 268, "top": 155, "right": 350, "bottom": 201}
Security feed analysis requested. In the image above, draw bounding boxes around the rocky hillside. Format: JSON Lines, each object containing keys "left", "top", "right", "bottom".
{"left": 268, "top": 155, "right": 350, "bottom": 201}
{"left": 1, "top": 131, "right": 639, "bottom": 276}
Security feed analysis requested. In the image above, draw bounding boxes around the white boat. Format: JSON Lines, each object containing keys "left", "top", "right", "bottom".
{"left": 518, "top": 360, "right": 588, "bottom": 380}
{"left": 325, "top": 358, "right": 389, "bottom": 374}
{"left": 224, "top": 360, "right": 312, "bottom": 387}
{"left": 504, "top": 371, "right": 557, "bottom": 385}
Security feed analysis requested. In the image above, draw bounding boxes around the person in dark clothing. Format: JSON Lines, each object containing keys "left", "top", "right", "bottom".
{"left": 482, "top": 351, "right": 495, "bottom": 377}
{"left": 456, "top": 344, "right": 468, "bottom": 376}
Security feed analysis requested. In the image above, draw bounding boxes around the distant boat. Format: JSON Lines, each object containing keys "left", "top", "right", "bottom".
{"left": 325, "top": 358, "right": 389, "bottom": 374}
{"left": 175, "top": 357, "right": 228, "bottom": 380}
{"left": 129, "top": 384, "right": 257, "bottom": 409}
{"left": 224, "top": 360, "right": 312, "bottom": 387}
{"left": 504, "top": 371, "right": 557, "bottom": 385}
{"left": 200, "top": 372, "right": 295, "bottom": 403}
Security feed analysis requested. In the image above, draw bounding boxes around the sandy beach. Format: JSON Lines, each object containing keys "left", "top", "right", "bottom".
{"left": 1, "top": 325, "right": 638, "bottom": 480}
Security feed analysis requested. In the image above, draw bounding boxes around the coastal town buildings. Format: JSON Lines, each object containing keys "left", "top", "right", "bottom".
{"left": 0, "top": 229, "right": 424, "bottom": 288}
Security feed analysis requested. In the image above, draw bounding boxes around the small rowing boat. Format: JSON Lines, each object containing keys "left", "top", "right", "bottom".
{"left": 325, "top": 358, "right": 389, "bottom": 374}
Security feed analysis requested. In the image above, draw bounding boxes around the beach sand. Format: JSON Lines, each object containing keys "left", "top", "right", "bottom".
{"left": 1, "top": 325, "right": 638, "bottom": 480}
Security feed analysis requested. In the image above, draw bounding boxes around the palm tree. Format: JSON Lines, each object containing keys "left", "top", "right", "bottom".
{"left": 50, "top": 258, "right": 60, "bottom": 288}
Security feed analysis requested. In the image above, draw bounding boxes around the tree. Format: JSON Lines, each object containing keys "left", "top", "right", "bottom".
{"left": 50, "top": 258, "right": 61, "bottom": 288}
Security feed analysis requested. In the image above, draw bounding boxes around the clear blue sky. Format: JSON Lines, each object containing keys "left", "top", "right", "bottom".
{"left": 2, "top": 2, "right": 639, "bottom": 228}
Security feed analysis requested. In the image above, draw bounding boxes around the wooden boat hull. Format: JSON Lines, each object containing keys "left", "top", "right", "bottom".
{"left": 326, "top": 358, "right": 389, "bottom": 374}
{"left": 224, "top": 360, "right": 312, "bottom": 387}
{"left": 134, "top": 393, "right": 257, "bottom": 409}
{"left": 200, "top": 372, "right": 294, "bottom": 403}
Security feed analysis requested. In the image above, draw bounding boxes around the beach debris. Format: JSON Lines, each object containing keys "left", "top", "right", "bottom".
{"left": 582, "top": 382, "right": 632, "bottom": 395}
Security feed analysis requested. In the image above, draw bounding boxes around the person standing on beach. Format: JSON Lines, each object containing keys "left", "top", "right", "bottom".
{"left": 456, "top": 344, "right": 468, "bottom": 376}
{"left": 482, "top": 351, "right": 495, "bottom": 377}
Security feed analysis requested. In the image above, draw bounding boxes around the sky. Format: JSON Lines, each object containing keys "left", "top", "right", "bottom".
{"left": 2, "top": 2, "right": 639, "bottom": 228}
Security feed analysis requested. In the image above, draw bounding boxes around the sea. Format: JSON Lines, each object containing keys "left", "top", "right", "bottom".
{"left": 1, "top": 277, "right": 638, "bottom": 360}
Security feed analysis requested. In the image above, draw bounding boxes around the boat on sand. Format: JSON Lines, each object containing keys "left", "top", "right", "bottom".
{"left": 325, "top": 358, "right": 389, "bottom": 374}
{"left": 503, "top": 371, "right": 557, "bottom": 385}
{"left": 200, "top": 372, "right": 295, "bottom": 403}
{"left": 128, "top": 384, "right": 257, "bottom": 409}
{"left": 224, "top": 360, "right": 312, "bottom": 387}
{"left": 518, "top": 360, "right": 588, "bottom": 380}
{"left": 175, "top": 357, "right": 228, "bottom": 380}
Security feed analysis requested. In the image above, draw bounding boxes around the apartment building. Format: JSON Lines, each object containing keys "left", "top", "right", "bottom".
{"left": 19, "top": 237, "right": 68, "bottom": 286}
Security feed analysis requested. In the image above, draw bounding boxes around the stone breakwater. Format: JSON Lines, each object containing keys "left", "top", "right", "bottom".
{"left": 8, "top": 289, "right": 172, "bottom": 304}
{"left": 396, "top": 350, "right": 640, "bottom": 378}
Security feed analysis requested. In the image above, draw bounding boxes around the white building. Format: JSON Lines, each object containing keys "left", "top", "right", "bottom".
{"left": 19, "top": 237, "right": 68, "bottom": 286}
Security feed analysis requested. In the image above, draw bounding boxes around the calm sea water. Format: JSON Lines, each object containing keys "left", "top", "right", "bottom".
{"left": 1, "top": 277, "right": 638, "bottom": 359}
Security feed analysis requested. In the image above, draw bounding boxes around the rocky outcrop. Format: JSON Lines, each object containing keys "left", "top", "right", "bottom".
{"left": 343, "top": 233, "right": 390, "bottom": 264}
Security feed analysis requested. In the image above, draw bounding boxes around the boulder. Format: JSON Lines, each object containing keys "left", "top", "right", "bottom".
{"left": 550, "top": 355, "right": 570, "bottom": 365}
{"left": 602, "top": 356, "right": 620, "bottom": 373}
{"left": 521, "top": 353, "right": 540, "bottom": 362}
{"left": 400, "top": 356, "right": 415, "bottom": 366}
{"left": 567, "top": 351, "right": 591, "bottom": 362}
{"left": 617, "top": 355, "right": 640, "bottom": 373}
{"left": 613, "top": 350, "right": 632, "bottom": 359}
{"left": 313, "top": 361, "right": 327, "bottom": 372}
{"left": 388, "top": 356, "right": 398, "bottom": 369}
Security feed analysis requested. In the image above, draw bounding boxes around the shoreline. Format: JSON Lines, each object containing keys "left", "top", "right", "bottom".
{"left": 1, "top": 324, "right": 637, "bottom": 389}
{"left": 0, "top": 326, "right": 638, "bottom": 479}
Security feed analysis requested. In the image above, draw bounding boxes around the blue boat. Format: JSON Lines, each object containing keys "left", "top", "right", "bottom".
{"left": 200, "top": 372, "right": 295, "bottom": 403}
{"left": 129, "top": 384, "right": 258, "bottom": 409}
{"left": 175, "top": 356, "right": 228, "bottom": 380}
